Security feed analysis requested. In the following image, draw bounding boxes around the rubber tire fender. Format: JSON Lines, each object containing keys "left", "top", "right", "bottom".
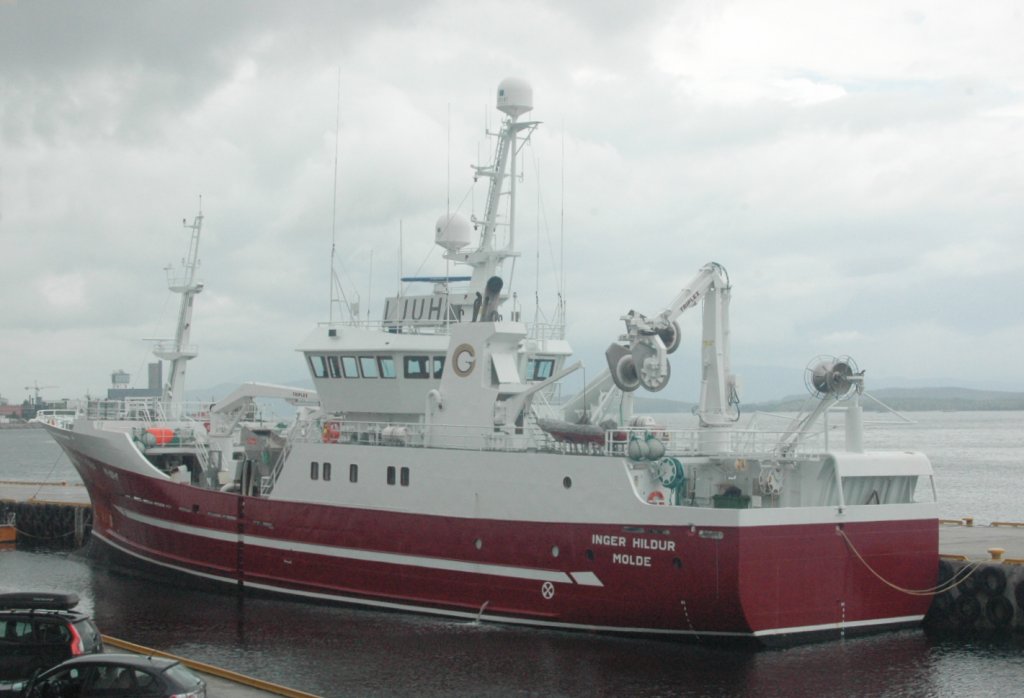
{"left": 959, "top": 568, "right": 981, "bottom": 595}
{"left": 955, "top": 593, "right": 981, "bottom": 626}
{"left": 937, "top": 560, "right": 954, "bottom": 588}
{"left": 985, "top": 595, "right": 1014, "bottom": 629}
{"left": 979, "top": 566, "right": 1007, "bottom": 597}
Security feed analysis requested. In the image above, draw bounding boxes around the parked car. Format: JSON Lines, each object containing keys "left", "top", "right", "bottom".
{"left": 0, "top": 593, "right": 103, "bottom": 696}
{"left": 22, "top": 654, "right": 206, "bottom": 698}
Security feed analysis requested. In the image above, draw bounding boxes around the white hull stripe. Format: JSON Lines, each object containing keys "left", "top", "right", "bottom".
{"left": 95, "top": 530, "right": 921, "bottom": 639}
{"left": 114, "top": 505, "right": 603, "bottom": 587}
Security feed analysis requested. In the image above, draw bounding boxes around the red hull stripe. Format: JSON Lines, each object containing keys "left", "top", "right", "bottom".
{"left": 114, "top": 505, "right": 604, "bottom": 587}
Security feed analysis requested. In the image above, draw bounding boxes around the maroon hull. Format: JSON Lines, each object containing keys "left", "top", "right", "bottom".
{"left": 71, "top": 449, "right": 936, "bottom": 644}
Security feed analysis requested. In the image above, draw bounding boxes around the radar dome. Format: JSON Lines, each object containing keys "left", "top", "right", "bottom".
{"left": 435, "top": 212, "right": 473, "bottom": 252}
{"left": 496, "top": 78, "right": 533, "bottom": 117}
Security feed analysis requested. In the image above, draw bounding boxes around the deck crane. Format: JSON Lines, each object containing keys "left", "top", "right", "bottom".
{"left": 605, "top": 262, "right": 740, "bottom": 427}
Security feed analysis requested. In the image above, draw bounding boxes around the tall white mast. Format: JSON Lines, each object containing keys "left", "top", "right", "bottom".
{"left": 447, "top": 78, "right": 538, "bottom": 301}
{"left": 155, "top": 210, "right": 204, "bottom": 414}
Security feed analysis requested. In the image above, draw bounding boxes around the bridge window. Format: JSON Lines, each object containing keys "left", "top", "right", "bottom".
{"left": 526, "top": 358, "right": 555, "bottom": 381}
{"left": 379, "top": 356, "right": 396, "bottom": 378}
{"left": 328, "top": 356, "right": 341, "bottom": 378}
{"left": 405, "top": 356, "right": 430, "bottom": 379}
{"left": 359, "top": 356, "right": 379, "bottom": 378}
{"left": 432, "top": 356, "right": 445, "bottom": 378}
{"left": 309, "top": 356, "right": 329, "bottom": 378}
{"left": 342, "top": 356, "right": 359, "bottom": 378}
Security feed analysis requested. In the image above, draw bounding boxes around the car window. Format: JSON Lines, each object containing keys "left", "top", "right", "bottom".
{"left": 2, "top": 620, "right": 34, "bottom": 642}
{"left": 83, "top": 664, "right": 164, "bottom": 696}
{"left": 30, "top": 667, "right": 85, "bottom": 697}
{"left": 35, "top": 621, "right": 70, "bottom": 644}
{"left": 86, "top": 664, "right": 136, "bottom": 691}
{"left": 73, "top": 620, "right": 101, "bottom": 651}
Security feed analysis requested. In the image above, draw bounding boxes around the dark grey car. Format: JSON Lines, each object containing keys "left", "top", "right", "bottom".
{"left": 24, "top": 654, "right": 206, "bottom": 698}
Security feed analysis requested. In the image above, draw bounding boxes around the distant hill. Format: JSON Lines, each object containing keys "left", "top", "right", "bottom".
{"left": 637, "top": 387, "right": 1024, "bottom": 413}
{"left": 751, "top": 387, "right": 1024, "bottom": 412}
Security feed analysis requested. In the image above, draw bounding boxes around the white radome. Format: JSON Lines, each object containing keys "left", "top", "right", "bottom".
{"left": 435, "top": 212, "right": 473, "bottom": 252}
{"left": 496, "top": 77, "right": 533, "bottom": 117}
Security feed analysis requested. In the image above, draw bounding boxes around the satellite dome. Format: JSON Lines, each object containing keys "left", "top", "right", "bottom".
{"left": 496, "top": 77, "right": 533, "bottom": 117}
{"left": 435, "top": 212, "right": 473, "bottom": 252}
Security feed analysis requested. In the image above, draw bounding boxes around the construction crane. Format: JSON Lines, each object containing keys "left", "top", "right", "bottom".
{"left": 24, "top": 381, "right": 57, "bottom": 407}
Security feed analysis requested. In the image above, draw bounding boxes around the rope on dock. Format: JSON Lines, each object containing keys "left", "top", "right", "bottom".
{"left": 838, "top": 528, "right": 985, "bottom": 596}
{"left": 102, "top": 635, "right": 321, "bottom": 698}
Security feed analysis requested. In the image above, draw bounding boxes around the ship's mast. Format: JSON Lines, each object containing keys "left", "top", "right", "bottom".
{"left": 155, "top": 210, "right": 204, "bottom": 414}
{"left": 447, "top": 78, "right": 539, "bottom": 301}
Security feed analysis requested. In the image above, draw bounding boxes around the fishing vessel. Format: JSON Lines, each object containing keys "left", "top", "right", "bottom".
{"left": 44, "top": 79, "right": 938, "bottom": 645}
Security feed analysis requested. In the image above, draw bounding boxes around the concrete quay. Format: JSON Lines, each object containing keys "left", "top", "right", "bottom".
{"left": 926, "top": 521, "right": 1024, "bottom": 633}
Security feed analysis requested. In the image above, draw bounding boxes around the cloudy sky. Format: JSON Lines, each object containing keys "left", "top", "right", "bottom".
{"left": 2, "top": 0, "right": 1023, "bottom": 407}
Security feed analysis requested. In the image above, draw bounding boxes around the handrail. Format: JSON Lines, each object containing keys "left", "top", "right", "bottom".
{"left": 299, "top": 416, "right": 830, "bottom": 458}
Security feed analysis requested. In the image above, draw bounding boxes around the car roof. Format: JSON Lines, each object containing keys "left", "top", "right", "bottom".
{"left": 53, "top": 654, "right": 179, "bottom": 671}
{"left": 0, "top": 608, "right": 90, "bottom": 622}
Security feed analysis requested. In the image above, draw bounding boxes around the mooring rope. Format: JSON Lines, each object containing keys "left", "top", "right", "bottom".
{"left": 838, "top": 527, "right": 985, "bottom": 596}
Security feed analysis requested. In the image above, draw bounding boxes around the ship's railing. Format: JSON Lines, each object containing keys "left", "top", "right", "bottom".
{"left": 292, "top": 416, "right": 828, "bottom": 458}
{"left": 525, "top": 322, "right": 566, "bottom": 340}
{"left": 83, "top": 398, "right": 211, "bottom": 422}
{"left": 319, "top": 318, "right": 566, "bottom": 340}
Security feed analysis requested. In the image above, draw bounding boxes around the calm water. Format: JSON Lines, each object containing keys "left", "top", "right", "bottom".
{"left": 2, "top": 412, "right": 1023, "bottom": 696}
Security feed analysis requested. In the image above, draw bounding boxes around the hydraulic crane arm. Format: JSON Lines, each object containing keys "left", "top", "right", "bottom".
{"left": 605, "top": 262, "right": 739, "bottom": 425}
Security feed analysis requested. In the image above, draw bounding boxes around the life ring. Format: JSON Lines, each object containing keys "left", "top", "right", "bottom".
{"left": 646, "top": 490, "right": 666, "bottom": 505}
{"left": 979, "top": 566, "right": 1007, "bottom": 597}
{"left": 322, "top": 420, "right": 341, "bottom": 444}
{"left": 985, "top": 595, "right": 1013, "bottom": 629}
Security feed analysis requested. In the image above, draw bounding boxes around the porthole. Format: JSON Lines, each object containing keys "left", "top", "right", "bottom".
{"left": 563, "top": 477, "right": 572, "bottom": 489}
{"left": 551, "top": 545, "right": 560, "bottom": 558}
{"left": 474, "top": 538, "right": 483, "bottom": 550}
{"left": 585, "top": 549, "right": 595, "bottom": 561}
{"left": 673, "top": 557, "right": 682, "bottom": 570}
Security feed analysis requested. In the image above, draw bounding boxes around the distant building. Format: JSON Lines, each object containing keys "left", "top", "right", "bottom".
{"left": 0, "top": 404, "right": 23, "bottom": 419}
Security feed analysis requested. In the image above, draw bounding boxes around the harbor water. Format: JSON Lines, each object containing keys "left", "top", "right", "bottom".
{"left": 2, "top": 412, "right": 1024, "bottom": 696}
